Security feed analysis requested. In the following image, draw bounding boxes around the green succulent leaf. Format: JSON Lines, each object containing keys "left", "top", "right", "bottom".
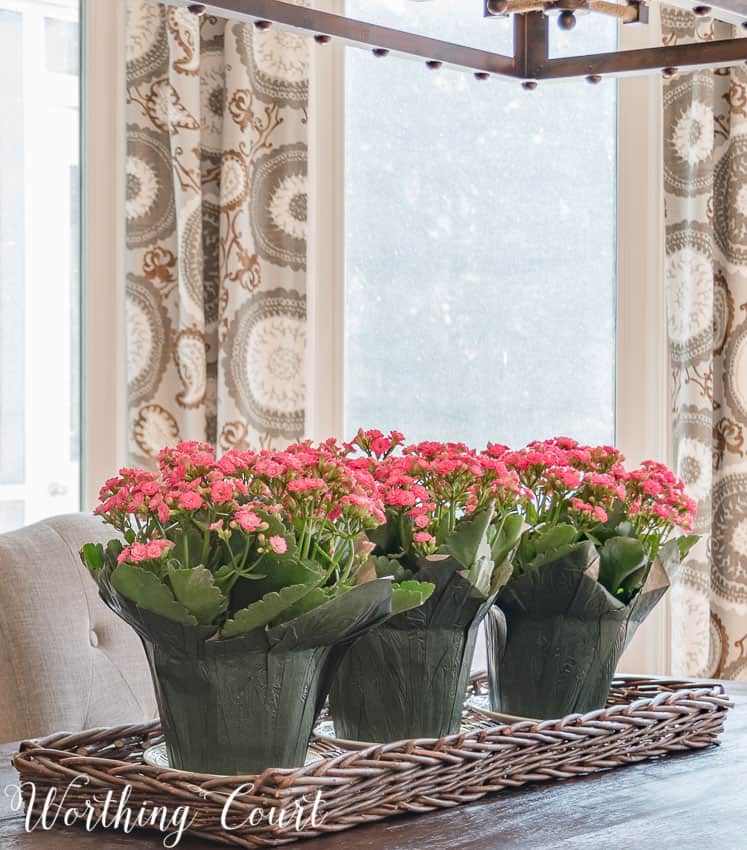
{"left": 491, "top": 513, "right": 524, "bottom": 565}
{"left": 441, "top": 507, "right": 494, "bottom": 570}
{"left": 534, "top": 524, "right": 579, "bottom": 555}
{"left": 677, "top": 534, "right": 700, "bottom": 560}
{"left": 80, "top": 542, "right": 105, "bottom": 577}
{"left": 273, "top": 587, "right": 331, "bottom": 625}
{"left": 110, "top": 563, "right": 197, "bottom": 625}
{"left": 229, "top": 556, "right": 323, "bottom": 612}
{"left": 598, "top": 536, "right": 648, "bottom": 597}
{"left": 391, "top": 580, "right": 435, "bottom": 615}
{"left": 374, "top": 555, "right": 410, "bottom": 582}
{"left": 221, "top": 583, "right": 318, "bottom": 638}
{"left": 105, "top": 539, "right": 124, "bottom": 566}
{"left": 167, "top": 564, "right": 228, "bottom": 625}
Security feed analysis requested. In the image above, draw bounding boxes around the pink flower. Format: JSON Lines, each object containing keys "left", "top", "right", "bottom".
{"left": 268, "top": 535, "right": 287, "bottom": 554}
{"left": 145, "top": 540, "right": 174, "bottom": 560}
{"left": 235, "top": 507, "right": 262, "bottom": 532}
{"left": 413, "top": 531, "right": 434, "bottom": 544}
{"left": 177, "top": 491, "right": 202, "bottom": 511}
{"left": 210, "top": 480, "right": 234, "bottom": 504}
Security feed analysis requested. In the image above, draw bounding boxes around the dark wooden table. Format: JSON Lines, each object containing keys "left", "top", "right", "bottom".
{"left": 1, "top": 683, "right": 744, "bottom": 849}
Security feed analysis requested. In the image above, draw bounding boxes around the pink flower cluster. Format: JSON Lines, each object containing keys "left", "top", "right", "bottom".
{"left": 95, "top": 433, "right": 696, "bottom": 570}
{"left": 348, "top": 432, "right": 521, "bottom": 554}
{"left": 117, "top": 539, "right": 174, "bottom": 564}
{"left": 494, "top": 437, "right": 695, "bottom": 535}
{"left": 95, "top": 439, "right": 387, "bottom": 568}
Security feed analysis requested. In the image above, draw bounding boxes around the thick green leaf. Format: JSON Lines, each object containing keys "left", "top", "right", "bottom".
{"left": 170, "top": 525, "right": 205, "bottom": 570}
{"left": 167, "top": 565, "right": 228, "bottom": 625}
{"left": 230, "top": 557, "right": 323, "bottom": 611}
{"left": 80, "top": 542, "right": 104, "bottom": 576}
{"left": 367, "top": 514, "right": 400, "bottom": 553}
{"left": 221, "top": 583, "right": 317, "bottom": 638}
{"left": 268, "top": 579, "right": 394, "bottom": 651}
{"left": 534, "top": 524, "right": 579, "bottom": 555}
{"left": 527, "top": 540, "right": 588, "bottom": 572}
{"left": 441, "top": 507, "right": 494, "bottom": 569}
{"left": 491, "top": 513, "right": 524, "bottom": 565}
{"left": 105, "top": 538, "right": 123, "bottom": 566}
{"left": 678, "top": 534, "right": 700, "bottom": 559}
{"left": 391, "top": 580, "right": 435, "bottom": 614}
{"left": 111, "top": 563, "right": 197, "bottom": 625}
{"left": 374, "top": 555, "right": 410, "bottom": 582}
{"left": 273, "top": 586, "right": 330, "bottom": 624}
{"left": 598, "top": 536, "right": 647, "bottom": 596}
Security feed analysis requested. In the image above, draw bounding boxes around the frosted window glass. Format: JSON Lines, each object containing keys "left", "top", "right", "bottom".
{"left": 344, "top": 0, "right": 616, "bottom": 449}
{"left": 0, "top": 0, "right": 80, "bottom": 532}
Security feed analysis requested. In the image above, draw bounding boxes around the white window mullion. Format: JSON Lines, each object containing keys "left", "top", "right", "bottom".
{"left": 21, "top": 3, "right": 80, "bottom": 525}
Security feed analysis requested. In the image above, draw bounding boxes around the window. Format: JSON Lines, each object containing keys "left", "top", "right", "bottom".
{"left": 341, "top": 1, "right": 617, "bottom": 449}
{"left": 0, "top": 0, "right": 80, "bottom": 533}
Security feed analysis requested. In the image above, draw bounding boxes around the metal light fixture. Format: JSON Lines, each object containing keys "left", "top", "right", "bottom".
{"left": 179, "top": 0, "right": 747, "bottom": 84}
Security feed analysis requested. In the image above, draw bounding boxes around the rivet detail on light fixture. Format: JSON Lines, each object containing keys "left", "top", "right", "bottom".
{"left": 486, "top": 0, "right": 510, "bottom": 14}
{"left": 692, "top": 5, "right": 712, "bottom": 15}
{"left": 474, "top": 71, "right": 490, "bottom": 80}
{"left": 426, "top": 60, "right": 444, "bottom": 69}
{"left": 372, "top": 48, "right": 390, "bottom": 58}
{"left": 522, "top": 80, "right": 538, "bottom": 90}
{"left": 254, "top": 19, "right": 272, "bottom": 30}
{"left": 662, "top": 66, "right": 678, "bottom": 78}
{"left": 558, "top": 10, "right": 577, "bottom": 30}
{"left": 586, "top": 74, "right": 602, "bottom": 84}
{"left": 314, "top": 34, "right": 332, "bottom": 44}
{"left": 187, "top": 3, "right": 207, "bottom": 14}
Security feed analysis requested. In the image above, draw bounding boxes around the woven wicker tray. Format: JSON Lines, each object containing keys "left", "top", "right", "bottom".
{"left": 12, "top": 674, "right": 733, "bottom": 848}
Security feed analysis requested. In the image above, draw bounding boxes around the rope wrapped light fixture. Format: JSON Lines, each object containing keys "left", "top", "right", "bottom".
{"left": 179, "top": 0, "right": 747, "bottom": 85}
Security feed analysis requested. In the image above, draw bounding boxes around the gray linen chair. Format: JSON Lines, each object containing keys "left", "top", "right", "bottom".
{"left": 0, "top": 514, "right": 156, "bottom": 742}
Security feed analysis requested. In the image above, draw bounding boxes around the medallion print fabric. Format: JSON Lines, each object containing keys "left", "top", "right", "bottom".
{"left": 125, "top": 0, "right": 308, "bottom": 460}
{"left": 663, "top": 7, "right": 747, "bottom": 679}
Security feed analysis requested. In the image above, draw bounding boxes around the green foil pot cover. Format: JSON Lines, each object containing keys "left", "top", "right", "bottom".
{"left": 486, "top": 541, "right": 673, "bottom": 720}
{"left": 330, "top": 560, "right": 500, "bottom": 743}
{"left": 97, "top": 570, "right": 396, "bottom": 774}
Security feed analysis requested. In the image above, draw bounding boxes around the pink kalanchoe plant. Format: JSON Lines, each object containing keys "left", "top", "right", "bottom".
{"left": 490, "top": 437, "right": 697, "bottom": 602}
{"left": 346, "top": 429, "right": 523, "bottom": 582}
{"left": 485, "top": 438, "right": 698, "bottom": 720}
{"left": 329, "top": 431, "right": 523, "bottom": 743}
{"left": 83, "top": 439, "right": 431, "bottom": 637}
{"left": 81, "top": 439, "right": 435, "bottom": 774}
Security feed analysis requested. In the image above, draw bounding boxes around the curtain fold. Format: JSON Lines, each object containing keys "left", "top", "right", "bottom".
{"left": 125, "top": 1, "right": 308, "bottom": 461}
{"left": 662, "top": 7, "right": 747, "bottom": 679}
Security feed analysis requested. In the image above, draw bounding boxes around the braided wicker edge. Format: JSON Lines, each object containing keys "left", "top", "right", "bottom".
{"left": 12, "top": 675, "right": 733, "bottom": 849}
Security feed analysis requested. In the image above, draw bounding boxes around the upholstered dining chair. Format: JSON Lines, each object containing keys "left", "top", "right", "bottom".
{"left": 0, "top": 514, "right": 156, "bottom": 742}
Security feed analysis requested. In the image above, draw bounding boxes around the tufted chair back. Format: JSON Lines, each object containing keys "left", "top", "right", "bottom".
{"left": 0, "top": 514, "right": 156, "bottom": 742}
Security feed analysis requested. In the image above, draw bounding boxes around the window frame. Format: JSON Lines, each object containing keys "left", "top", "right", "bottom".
{"left": 81, "top": 0, "right": 128, "bottom": 511}
{"left": 307, "top": 3, "right": 670, "bottom": 672}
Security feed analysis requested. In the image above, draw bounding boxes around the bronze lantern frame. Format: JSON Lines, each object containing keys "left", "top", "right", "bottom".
{"left": 174, "top": 0, "right": 747, "bottom": 84}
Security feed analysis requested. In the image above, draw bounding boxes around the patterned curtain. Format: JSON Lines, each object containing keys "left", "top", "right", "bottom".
{"left": 125, "top": 1, "right": 308, "bottom": 462}
{"left": 663, "top": 7, "right": 747, "bottom": 679}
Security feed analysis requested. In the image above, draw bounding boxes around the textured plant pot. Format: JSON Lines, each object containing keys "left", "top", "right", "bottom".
{"left": 330, "top": 564, "right": 497, "bottom": 742}
{"left": 486, "top": 541, "right": 670, "bottom": 720}
{"left": 96, "top": 570, "right": 395, "bottom": 774}
{"left": 144, "top": 635, "right": 337, "bottom": 773}
{"left": 330, "top": 621, "right": 479, "bottom": 741}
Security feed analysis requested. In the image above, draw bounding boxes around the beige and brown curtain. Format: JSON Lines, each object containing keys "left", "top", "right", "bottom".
{"left": 125, "top": 1, "right": 308, "bottom": 460}
{"left": 663, "top": 7, "right": 747, "bottom": 679}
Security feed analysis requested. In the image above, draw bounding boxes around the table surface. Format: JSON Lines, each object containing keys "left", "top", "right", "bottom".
{"left": 1, "top": 682, "right": 744, "bottom": 850}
